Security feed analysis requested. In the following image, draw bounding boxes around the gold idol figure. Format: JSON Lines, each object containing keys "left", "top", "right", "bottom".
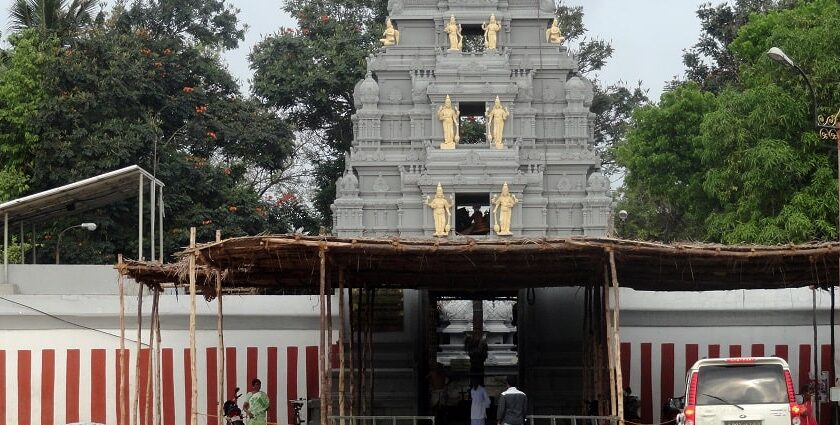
{"left": 482, "top": 14, "right": 501, "bottom": 50}
{"left": 437, "top": 95, "right": 460, "bottom": 149}
{"left": 486, "top": 96, "right": 509, "bottom": 149}
{"left": 492, "top": 182, "right": 519, "bottom": 236}
{"left": 425, "top": 183, "right": 453, "bottom": 237}
{"left": 546, "top": 18, "right": 565, "bottom": 44}
{"left": 444, "top": 15, "right": 463, "bottom": 51}
{"left": 380, "top": 17, "right": 400, "bottom": 46}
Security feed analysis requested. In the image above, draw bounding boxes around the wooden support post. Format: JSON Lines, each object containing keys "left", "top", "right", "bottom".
{"left": 604, "top": 261, "right": 617, "bottom": 418}
{"left": 216, "top": 230, "right": 225, "bottom": 425}
{"left": 146, "top": 288, "right": 158, "bottom": 425}
{"left": 327, "top": 269, "right": 334, "bottom": 422}
{"left": 367, "top": 289, "right": 375, "bottom": 413}
{"left": 134, "top": 280, "right": 143, "bottom": 425}
{"left": 609, "top": 250, "right": 625, "bottom": 424}
{"left": 338, "top": 269, "right": 346, "bottom": 425}
{"left": 189, "top": 227, "right": 198, "bottom": 425}
{"left": 319, "top": 245, "right": 327, "bottom": 425}
{"left": 349, "top": 287, "right": 357, "bottom": 416}
{"left": 118, "top": 255, "right": 127, "bottom": 425}
{"left": 154, "top": 288, "right": 162, "bottom": 425}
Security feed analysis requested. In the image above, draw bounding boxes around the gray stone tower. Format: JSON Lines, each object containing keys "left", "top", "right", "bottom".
{"left": 331, "top": 0, "right": 611, "bottom": 238}
{"left": 329, "top": 0, "right": 610, "bottom": 415}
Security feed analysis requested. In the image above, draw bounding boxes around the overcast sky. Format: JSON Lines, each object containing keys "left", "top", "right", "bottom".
{"left": 0, "top": 0, "right": 710, "bottom": 100}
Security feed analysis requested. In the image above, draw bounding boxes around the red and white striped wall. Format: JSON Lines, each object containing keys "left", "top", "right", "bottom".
{"left": 620, "top": 326, "right": 838, "bottom": 425}
{"left": 0, "top": 327, "right": 334, "bottom": 425}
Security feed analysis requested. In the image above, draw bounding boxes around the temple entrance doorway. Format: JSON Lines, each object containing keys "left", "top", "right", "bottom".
{"left": 424, "top": 292, "right": 519, "bottom": 425}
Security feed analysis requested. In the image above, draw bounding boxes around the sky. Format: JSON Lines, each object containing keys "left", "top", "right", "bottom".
{"left": 0, "top": 0, "right": 709, "bottom": 100}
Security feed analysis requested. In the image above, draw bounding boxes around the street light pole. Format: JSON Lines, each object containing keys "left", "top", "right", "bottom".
{"left": 54, "top": 222, "right": 97, "bottom": 264}
{"left": 768, "top": 46, "right": 840, "bottom": 425}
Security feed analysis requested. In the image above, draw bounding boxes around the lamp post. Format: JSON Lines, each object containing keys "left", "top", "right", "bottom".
{"left": 768, "top": 46, "right": 840, "bottom": 425}
{"left": 55, "top": 222, "right": 97, "bottom": 264}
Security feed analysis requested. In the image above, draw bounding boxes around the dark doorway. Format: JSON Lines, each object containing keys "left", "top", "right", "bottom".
{"left": 455, "top": 193, "right": 491, "bottom": 235}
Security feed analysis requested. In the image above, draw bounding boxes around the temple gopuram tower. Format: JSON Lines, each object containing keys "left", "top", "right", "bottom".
{"left": 332, "top": 0, "right": 611, "bottom": 238}
{"left": 330, "top": 0, "right": 610, "bottom": 415}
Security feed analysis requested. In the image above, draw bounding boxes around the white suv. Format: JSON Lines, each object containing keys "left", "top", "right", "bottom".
{"left": 675, "top": 357, "right": 806, "bottom": 425}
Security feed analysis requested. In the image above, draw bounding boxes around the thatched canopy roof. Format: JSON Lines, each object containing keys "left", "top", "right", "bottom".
{"left": 119, "top": 235, "right": 840, "bottom": 293}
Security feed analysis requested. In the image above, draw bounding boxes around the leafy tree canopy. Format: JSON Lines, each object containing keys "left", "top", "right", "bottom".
{"left": 1, "top": 1, "right": 315, "bottom": 263}
{"left": 617, "top": 0, "right": 840, "bottom": 244}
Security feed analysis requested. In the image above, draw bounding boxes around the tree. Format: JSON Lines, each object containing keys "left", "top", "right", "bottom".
{"left": 617, "top": 0, "right": 840, "bottom": 243}
{"left": 680, "top": 0, "right": 796, "bottom": 92}
{"left": 0, "top": 31, "right": 53, "bottom": 201}
{"left": 0, "top": 1, "right": 310, "bottom": 262}
{"left": 250, "top": 0, "right": 386, "bottom": 223}
{"left": 9, "top": 0, "right": 98, "bottom": 40}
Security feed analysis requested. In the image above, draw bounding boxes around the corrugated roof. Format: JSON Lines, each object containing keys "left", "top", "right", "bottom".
{"left": 0, "top": 166, "right": 164, "bottom": 227}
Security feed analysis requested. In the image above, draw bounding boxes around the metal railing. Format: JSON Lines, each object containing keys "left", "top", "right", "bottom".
{"left": 528, "top": 415, "right": 620, "bottom": 425}
{"left": 328, "top": 415, "right": 435, "bottom": 425}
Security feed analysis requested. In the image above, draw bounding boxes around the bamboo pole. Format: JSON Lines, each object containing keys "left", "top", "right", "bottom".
{"left": 327, "top": 268, "right": 334, "bottom": 422}
{"left": 319, "top": 245, "right": 327, "bottom": 425}
{"left": 338, "top": 269, "right": 346, "bottom": 425}
{"left": 118, "top": 255, "right": 127, "bottom": 425}
{"left": 367, "top": 289, "right": 375, "bottom": 413}
{"left": 358, "top": 288, "right": 366, "bottom": 415}
{"left": 154, "top": 288, "right": 162, "bottom": 425}
{"left": 350, "top": 288, "right": 357, "bottom": 416}
{"left": 189, "top": 227, "right": 198, "bottom": 425}
{"left": 604, "top": 262, "right": 617, "bottom": 417}
{"left": 146, "top": 291, "right": 155, "bottom": 425}
{"left": 609, "top": 251, "right": 625, "bottom": 424}
{"left": 133, "top": 280, "right": 143, "bottom": 425}
{"left": 216, "top": 230, "right": 225, "bottom": 425}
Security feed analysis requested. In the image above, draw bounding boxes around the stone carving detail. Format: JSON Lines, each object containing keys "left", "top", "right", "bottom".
{"left": 373, "top": 174, "right": 391, "bottom": 192}
{"left": 557, "top": 173, "right": 572, "bottom": 192}
{"left": 461, "top": 150, "right": 482, "bottom": 166}
{"left": 542, "top": 87, "right": 557, "bottom": 101}
{"left": 586, "top": 171, "right": 609, "bottom": 193}
{"left": 388, "top": 89, "right": 403, "bottom": 103}
{"left": 387, "top": 0, "right": 404, "bottom": 13}
{"left": 337, "top": 163, "right": 359, "bottom": 197}
{"left": 357, "top": 71, "right": 380, "bottom": 109}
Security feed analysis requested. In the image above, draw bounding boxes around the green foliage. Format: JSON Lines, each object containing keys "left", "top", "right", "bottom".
{"left": 616, "top": 83, "right": 718, "bottom": 241}
{"left": 459, "top": 117, "right": 486, "bottom": 145}
{"left": 9, "top": 0, "right": 99, "bottom": 41}
{"left": 618, "top": 0, "right": 840, "bottom": 244}
{"left": 250, "top": 0, "right": 386, "bottom": 224}
{"left": 0, "top": 1, "right": 311, "bottom": 263}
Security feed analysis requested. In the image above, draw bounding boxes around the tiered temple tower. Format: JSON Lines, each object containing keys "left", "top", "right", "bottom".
{"left": 332, "top": 0, "right": 611, "bottom": 238}
{"left": 329, "top": 0, "right": 610, "bottom": 415}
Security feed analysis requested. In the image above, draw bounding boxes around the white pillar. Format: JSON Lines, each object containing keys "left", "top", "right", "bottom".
{"left": 150, "top": 179, "right": 156, "bottom": 262}
{"left": 3, "top": 213, "right": 8, "bottom": 284}
{"left": 138, "top": 175, "right": 144, "bottom": 260}
{"left": 158, "top": 186, "right": 164, "bottom": 263}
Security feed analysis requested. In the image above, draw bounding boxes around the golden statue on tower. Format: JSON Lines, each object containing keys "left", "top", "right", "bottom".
{"left": 546, "top": 18, "right": 565, "bottom": 44}
{"left": 482, "top": 14, "right": 501, "bottom": 50}
{"left": 492, "top": 182, "right": 519, "bottom": 236}
{"left": 486, "top": 96, "right": 509, "bottom": 149}
{"left": 437, "top": 95, "right": 460, "bottom": 149}
{"left": 425, "top": 183, "right": 453, "bottom": 237}
{"left": 444, "top": 15, "right": 463, "bottom": 51}
{"left": 380, "top": 17, "right": 400, "bottom": 46}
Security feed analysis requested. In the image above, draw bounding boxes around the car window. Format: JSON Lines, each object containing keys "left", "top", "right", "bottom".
{"left": 696, "top": 364, "right": 788, "bottom": 405}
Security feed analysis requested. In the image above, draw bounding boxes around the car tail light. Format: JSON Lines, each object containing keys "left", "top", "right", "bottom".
{"left": 685, "top": 372, "right": 698, "bottom": 425}
{"left": 785, "top": 370, "right": 805, "bottom": 425}
{"left": 725, "top": 357, "right": 757, "bottom": 363}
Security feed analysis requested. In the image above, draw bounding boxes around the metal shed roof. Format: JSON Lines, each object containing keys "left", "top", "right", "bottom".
{"left": 0, "top": 165, "right": 164, "bottom": 227}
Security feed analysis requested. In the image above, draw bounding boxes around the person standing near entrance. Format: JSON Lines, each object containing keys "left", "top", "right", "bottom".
{"left": 497, "top": 376, "right": 527, "bottom": 425}
{"left": 243, "top": 378, "right": 269, "bottom": 425}
{"left": 471, "top": 378, "right": 491, "bottom": 425}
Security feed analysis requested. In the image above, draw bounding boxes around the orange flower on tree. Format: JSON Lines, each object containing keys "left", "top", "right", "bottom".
{"left": 182, "top": 86, "right": 194, "bottom": 93}
{"left": 228, "top": 206, "right": 238, "bottom": 212}
{"left": 207, "top": 131, "right": 217, "bottom": 140}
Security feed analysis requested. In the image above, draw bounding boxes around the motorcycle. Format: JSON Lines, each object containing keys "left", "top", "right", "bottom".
{"left": 223, "top": 387, "right": 245, "bottom": 425}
